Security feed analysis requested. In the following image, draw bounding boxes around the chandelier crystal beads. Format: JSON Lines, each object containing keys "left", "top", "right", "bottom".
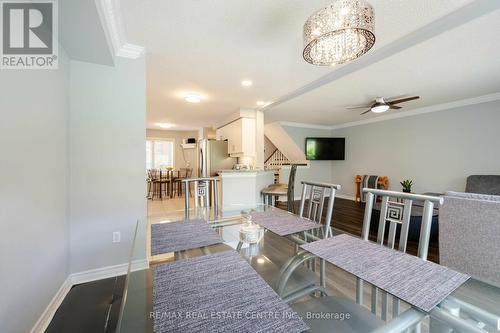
{"left": 303, "top": 0, "right": 375, "bottom": 66}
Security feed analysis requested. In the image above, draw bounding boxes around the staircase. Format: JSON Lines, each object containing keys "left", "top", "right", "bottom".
{"left": 264, "top": 149, "right": 290, "bottom": 184}
{"left": 263, "top": 122, "right": 309, "bottom": 184}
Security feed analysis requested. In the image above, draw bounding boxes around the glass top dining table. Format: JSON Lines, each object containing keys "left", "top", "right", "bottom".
{"left": 118, "top": 205, "right": 500, "bottom": 333}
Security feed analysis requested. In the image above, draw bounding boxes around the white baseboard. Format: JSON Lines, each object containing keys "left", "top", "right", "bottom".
{"left": 30, "top": 276, "right": 72, "bottom": 333}
{"left": 31, "top": 259, "right": 149, "bottom": 333}
{"left": 71, "top": 262, "right": 129, "bottom": 285}
{"left": 71, "top": 259, "right": 149, "bottom": 285}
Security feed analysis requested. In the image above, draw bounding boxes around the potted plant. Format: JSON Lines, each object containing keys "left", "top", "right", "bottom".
{"left": 400, "top": 179, "right": 414, "bottom": 193}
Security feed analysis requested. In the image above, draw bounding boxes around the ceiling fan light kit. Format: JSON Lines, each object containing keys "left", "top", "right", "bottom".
{"left": 355, "top": 96, "right": 421, "bottom": 115}
{"left": 303, "top": 0, "right": 375, "bottom": 66}
{"left": 371, "top": 103, "right": 390, "bottom": 113}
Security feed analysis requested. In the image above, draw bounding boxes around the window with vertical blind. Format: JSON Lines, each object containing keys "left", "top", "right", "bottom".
{"left": 146, "top": 139, "right": 174, "bottom": 170}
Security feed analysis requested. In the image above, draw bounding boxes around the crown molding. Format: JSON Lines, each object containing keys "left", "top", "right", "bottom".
{"left": 95, "top": 0, "right": 144, "bottom": 59}
{"left": 278, "top": 121, "right": 333, "bottom": 130}
{"left": 275, "top": 92, "right": 500, "bottom": 132}
{"left": 330, "top": 92, "right": 500, "bottom": 130}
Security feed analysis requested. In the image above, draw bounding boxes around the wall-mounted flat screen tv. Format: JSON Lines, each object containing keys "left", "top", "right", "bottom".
{"left": 305, "top": 137, "right": 345, "bottom": 160}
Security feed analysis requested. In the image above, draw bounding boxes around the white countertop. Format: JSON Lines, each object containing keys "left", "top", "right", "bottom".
{"left": 217, "top": 169, "right": 274, "bottom": 174}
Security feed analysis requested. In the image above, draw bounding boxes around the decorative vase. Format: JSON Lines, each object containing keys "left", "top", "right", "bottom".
{"left": 239, "top": 215, "right": 263, "bottom": 244}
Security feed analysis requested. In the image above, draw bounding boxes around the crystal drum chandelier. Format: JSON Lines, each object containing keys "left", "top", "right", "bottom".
{"left": 303, "top": 0, "right": 375, "bottom": 66}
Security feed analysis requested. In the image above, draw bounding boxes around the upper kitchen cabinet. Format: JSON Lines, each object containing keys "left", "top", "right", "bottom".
{"left": 217, "top": 118, "right": 255, "bottom": 157}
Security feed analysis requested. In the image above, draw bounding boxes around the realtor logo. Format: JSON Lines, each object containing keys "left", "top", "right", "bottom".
{"left": 1, "top": 0, "right": 58, "bottom": 69}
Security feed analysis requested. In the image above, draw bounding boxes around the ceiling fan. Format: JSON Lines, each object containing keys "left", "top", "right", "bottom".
{"left": 347, "top": 96, "right": 420, "bottom": 115}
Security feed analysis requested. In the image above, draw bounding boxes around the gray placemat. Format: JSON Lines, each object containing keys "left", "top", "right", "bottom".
{"left": 153, "top": 250, "right": 309, "bottom": 333}
{"left": 301, "top": 234, "right": 470, "bottom": 312}
{"left": 151, "top": 219, "right": 222, "bottom": 256}
{"left": 250, "top": 210, "right": 321, "bottom": 236}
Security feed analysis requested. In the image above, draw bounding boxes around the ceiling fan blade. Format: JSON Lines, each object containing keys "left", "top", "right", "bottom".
{"left": 390, "top": 105, "right": 402, "bottom": 109}
{"left": 360, "top": 109, "right": 371, "bottom": 115}
{"left": 387, "top": 96, "right": 420, "bottom": 105}
{"left": 346, "top": 105, "right": 371, "bottom": 110}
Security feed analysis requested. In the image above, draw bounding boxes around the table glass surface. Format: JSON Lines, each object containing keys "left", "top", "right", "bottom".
{"left": 117, "top": 205, "right": 500, "bottom": 333}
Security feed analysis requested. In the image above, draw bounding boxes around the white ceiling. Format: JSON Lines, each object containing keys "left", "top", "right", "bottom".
{"left": 266, "top": 7, "right": 500, "bottom": 125}
{"left": 120, "top": 0, "right": 500, "bottom": 130}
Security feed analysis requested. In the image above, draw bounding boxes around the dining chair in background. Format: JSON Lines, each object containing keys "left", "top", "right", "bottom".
{"left": 146, "top": 169, "right": 154, "bottom": 199}
{"left": 261, "top": 164, "right": 297, "bottom": 212}
{"left": 290, "top": 189, "right": 443, "bottom": 333}
{"left": 173, "top": 168, "right": 193, "bottom": 197}
{"left": 147, "top": 169, "right": 177, "bottom": 200}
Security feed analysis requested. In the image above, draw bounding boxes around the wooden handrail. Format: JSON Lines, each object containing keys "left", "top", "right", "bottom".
{"left": 264, "top": 149, "right": 291, "bottom": 170}
{"left": 264, "top": 148, "right": 278, "bottom": 164}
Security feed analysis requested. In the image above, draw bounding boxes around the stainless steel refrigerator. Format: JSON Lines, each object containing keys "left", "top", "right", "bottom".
{"left": 198, "top": 139, "right": 236, "bottom": 177}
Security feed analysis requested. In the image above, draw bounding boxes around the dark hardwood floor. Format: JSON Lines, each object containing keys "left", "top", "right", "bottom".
{"left": 278, "top": 197, "right": 440, "bottom": 263}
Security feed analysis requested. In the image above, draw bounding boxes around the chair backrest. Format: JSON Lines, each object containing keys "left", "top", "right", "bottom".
{"left": 356, "top": 188, "right": 443, "bottom": 320}
{"left": 149, "top": 169, "right": 160, "bottom": 180}
{"left": 286, "top": 164, "right": 298, "bottom": 213}
{"left": 361, "top": 188, "right": 442, "bottom": 259}
{"left": 298, "top": 181, "right": 341, "bottom": 238}
{"left": 178, "top": 168, "right": 188, "bottom": 178}
{"left": 185, "top": 168, "right": 193, "bottom": 178}
{"left": 182, "top": 177, "right": 219, "bottom": 218}
{"left": 158, "top": 169, "right": 173, "bottom": 180}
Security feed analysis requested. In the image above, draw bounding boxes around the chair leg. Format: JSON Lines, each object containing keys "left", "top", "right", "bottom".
{"left": 153, "top": 183, "right": 158, "bottom": 200}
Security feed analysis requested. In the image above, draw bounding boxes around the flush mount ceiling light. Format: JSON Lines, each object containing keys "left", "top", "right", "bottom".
{"left": 241, "top": 80, "right": 253, "bottom": 87}
{"left": 184, "top": 93, "right": 202, "bottom": 103}
{"left": 256, "top": 100, "right": 266, "bottom": 106}
{"left": 156, "top": 123, "right": 175, "bottom": 129}
{"left": 303, "top": 0, "right": 375, "bottom": 66}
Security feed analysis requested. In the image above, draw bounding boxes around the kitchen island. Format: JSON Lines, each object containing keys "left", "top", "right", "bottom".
{"left": 217, "top": 170, "right": 275, "bottom": 211}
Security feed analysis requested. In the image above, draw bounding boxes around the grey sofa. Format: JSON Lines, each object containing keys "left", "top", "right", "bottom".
{"left": 465, "top": 175, "right": 500, "bottom": 195}
{"left": 439, "top": 191, "right": 500, "bottom": 286}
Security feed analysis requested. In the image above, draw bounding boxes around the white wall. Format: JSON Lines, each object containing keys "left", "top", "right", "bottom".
{"left": 281, "top": 126, "right": 334, "bottom": 198}
{"left": 146, "top": 129, "right": 199, "bottom": 171}
{"left": 0, "top": 50, "right": 70, "bottom": 333}
{"left": 264, "top": 122, "right": 307, "bottom": 163}
{"left": 69, "top": 57, "right": 147, "bottom": 273}
{"left": 331, "top": 101, "right": 500, "bottom": 197}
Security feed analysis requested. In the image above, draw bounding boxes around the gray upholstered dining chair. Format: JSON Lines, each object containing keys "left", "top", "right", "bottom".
{"left": 290, "top": 188, "right": 443, "bottom": 333}
{"left": 182, "top": 177, "right": 219, "bottom": 219}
